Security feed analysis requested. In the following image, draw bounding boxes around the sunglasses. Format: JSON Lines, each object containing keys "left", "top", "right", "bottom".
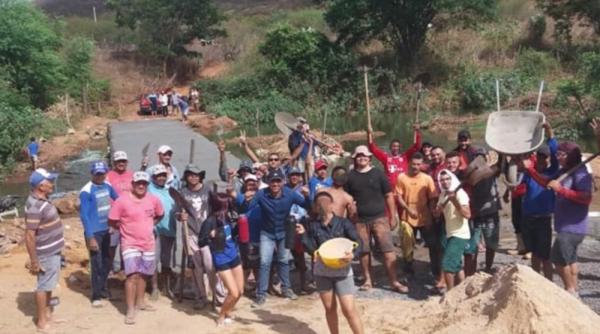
{"left": 162, "top": 152, "right": 173, "bottom": 156}
{"left": 268, "top": 158, "right": 280, "bottom": 162}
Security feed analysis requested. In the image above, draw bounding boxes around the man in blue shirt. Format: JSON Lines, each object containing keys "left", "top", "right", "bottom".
{"left": 79, "top": 161, "right": 118, "bottom": 307}
{"left": 520, "top": 123, "right": 558, "bottom": 280}
{"left": 148, "top": 164, "right": 178, "bottom": 300}
{"left": 27, "top": 137, "right": 39, "bottom": 171}
{"left": 308, "top": 159, "right": 333, "bottom": 201}
{"left": 250, "top": 169, "right": 309, "bottom": 306}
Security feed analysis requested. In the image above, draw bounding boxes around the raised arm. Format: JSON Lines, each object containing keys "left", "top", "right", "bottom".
{"left": 218, "top": 140, "right": 228, "bottom": 182}
{"left": 404, "top": 124, "right": 422, "bottom": 157}
{"left": 239, "top": 131, "right": 261, "bottom": 163}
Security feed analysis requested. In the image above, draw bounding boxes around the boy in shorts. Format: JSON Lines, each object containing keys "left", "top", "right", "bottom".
{"left": 109, "top": 171, "right": 164, "bottom": 325}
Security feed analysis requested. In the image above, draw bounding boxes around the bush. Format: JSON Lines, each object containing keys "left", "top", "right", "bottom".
{"left": 211, "top": 90, "right": 303, "bottom": 125}
{"left": 455, "top": 69, "right": 523, "bottom": 111}
{"left": 578, "top": 51, "right": 600, "bottom": 100}
{"left": 516, "top": 49, "right": 557, "bottom": 86}
{"left": 527, "top": 14, "right": 546, "bottom": 46}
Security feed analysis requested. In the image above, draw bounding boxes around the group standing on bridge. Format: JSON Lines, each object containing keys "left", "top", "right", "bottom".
{"left": 23, "top": 116, "right": 599, "bottom": 333}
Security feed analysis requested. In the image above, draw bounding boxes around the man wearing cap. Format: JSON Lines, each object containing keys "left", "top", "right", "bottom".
{"left": 79, "top": 161, "right": 119, "bottom": 307}
{"left": 109, "top": 171, "right": 164, "bottom": 324}
{"left": 367, "top": 124, "right": 422, "bottom": 187}
{"left": 308, "top": 160, "right": 333, "bottom": 202}
{"left": 148, "top": 164, "right": 178, "bottom": 299}
{"left": 148, "top": 145, "right": 180, "bottom": 189}
{"left": 287, "top": 166, "right": 313, "bottom": 292}
{"left": 25, "top": 168, "right": 63, "bottom": 331}
{"left": 178, "top": 164, "right": 226, "bottom": 309}
{"left": 107, "top": 151, "right": 134, "bottom": 196}
{"left": 455, "top": 129, "right": 478, "bottom": 172}
{"left": 344, "top": 145, "right": 408, "bottom": 293}
{"left": 519, "top": 123, "right": 558, "bottom": 279}
{"left": 250, "top": 169, "right": 310, "bottom": 306}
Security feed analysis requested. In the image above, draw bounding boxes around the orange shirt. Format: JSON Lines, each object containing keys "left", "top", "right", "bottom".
{"left": 395, "top": 172, "right": 437, "bottom": 227}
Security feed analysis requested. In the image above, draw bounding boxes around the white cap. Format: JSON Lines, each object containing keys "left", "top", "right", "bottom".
{"left": 132, "top": 171, "right": 150, "bottom": 183}
{"left": 151, "top": 164, "right": 168, "bottom": 176}
{"left": 244, "top": 174, "right": 258, "bottom": 182}
{"left": 113, "top": 151, "right": 128, "bottom": 161}
{"left": 157, "top": 145, "right": 173, "bottom": 154}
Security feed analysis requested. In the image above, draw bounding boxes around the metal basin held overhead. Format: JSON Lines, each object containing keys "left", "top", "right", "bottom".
{"left": 485, "top": 110, "right": 545, "bottom": 155}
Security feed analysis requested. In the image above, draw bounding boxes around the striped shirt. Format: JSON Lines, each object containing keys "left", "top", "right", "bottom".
{"left": 25, "top": 194, "right": 64, "bottom": 257}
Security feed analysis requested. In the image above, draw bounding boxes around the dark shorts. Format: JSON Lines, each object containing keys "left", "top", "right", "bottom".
{"left": 551, "top": 232, "right": 584, "bottom": 266}
{"left": 522, "top": 215, "right": 552, "bottom": 260}
{"left": 464, "top": 221, "right": 481, "bottom": 255}
{"left": 215, "top": 256, "right": 241, "bottom": 272}
{"left": 315, "top": 274, "right": 356, "bottom": 296}
{"left": 240, "top": 243, "right": 260, "bottom": 270}
{"left": 473, "top": 213, "right": 500, "bottom": 251}
{"left": 356, "top": 216, "right": 395, "bottom": 254}
{"left": 442, "top": 237, "right": 468, "bottom": 273}
{"left": 155, "top": 234, "right": 176, "bottom": 271}
{"left": 37, "top": 253, "right": 62, "bottom": 291}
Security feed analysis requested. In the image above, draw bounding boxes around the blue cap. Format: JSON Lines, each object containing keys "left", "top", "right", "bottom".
{"left": 90, "top": 161, "right": 109, "bottom": 175}
{"left": 267, "top": 169, "right": 286, "bottom": 182}
{"left": 289, "top": 167, "right": 303, "bottom": 175}
{"left": 30, "top": 168, "right": 58, "bottom": 188}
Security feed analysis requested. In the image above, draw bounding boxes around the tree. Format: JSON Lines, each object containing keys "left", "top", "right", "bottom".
{"left": 0, "top": 0, "right": 66, "bottom": 108}
{"left": 536, "top": 0, "right": 600, "bottom": 49}
{"left": 107, "top": 0, "right": 225, "bottom": 74}
{"left": 325, "top": 0, "right": 497, "bottom": 70}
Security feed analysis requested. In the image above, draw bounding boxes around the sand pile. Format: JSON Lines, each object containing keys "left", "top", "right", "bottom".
{"left": 376, "top": 264, "right": 600, "bottom": 333}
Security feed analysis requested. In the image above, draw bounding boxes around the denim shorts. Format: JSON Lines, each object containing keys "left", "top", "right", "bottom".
{"left": 37, "top": 253, "right": 62, "bottom": 291}
{"left": 551, "top": 232, "right": 584, "bottom": 266}
{"left": 473, "top": 213, "right": 500, "bottom": 251}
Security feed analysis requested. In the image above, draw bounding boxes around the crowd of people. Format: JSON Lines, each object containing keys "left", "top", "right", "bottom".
{"left": 23, "top": 116, "right": 599, "bottom": 333}
{"left": 140, "top": 87, "right": 201, "bottom": 121}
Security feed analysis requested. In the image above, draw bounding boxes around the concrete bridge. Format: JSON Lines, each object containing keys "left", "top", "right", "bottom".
{"left": 108, "top": 119, "right": 240, "bottom": 181}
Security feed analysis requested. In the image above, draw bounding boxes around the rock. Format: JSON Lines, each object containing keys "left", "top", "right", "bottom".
{"left": 86, "top": 126, "right": 106, "bottom": 140}
{"left": 52, "top": 193, "right": 80, "bottom": 214}
{"left": 67, "top": 128, "right": 76, "bottom": 135}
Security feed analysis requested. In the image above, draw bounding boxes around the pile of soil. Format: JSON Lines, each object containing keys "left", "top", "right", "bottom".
{"left": 379, "top": 264, "right": 600, "bottom": 333}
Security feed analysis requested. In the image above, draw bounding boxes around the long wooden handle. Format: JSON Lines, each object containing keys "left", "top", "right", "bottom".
{"left": 556, "top": 151, "right": 600, "bottom": 183}
{"left": 363, "top": 66, "right": 372, "bottom": 130}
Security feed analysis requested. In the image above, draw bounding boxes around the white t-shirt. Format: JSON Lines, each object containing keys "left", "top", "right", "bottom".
{"left": 439, "top": 189, "right": 470, "bottom": 239}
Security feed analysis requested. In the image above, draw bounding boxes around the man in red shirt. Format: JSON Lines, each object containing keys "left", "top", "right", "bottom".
{"left": 367, "top": 124, "right": 422, "bottom": 187}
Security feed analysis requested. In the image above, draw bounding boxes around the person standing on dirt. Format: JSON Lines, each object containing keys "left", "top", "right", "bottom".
{"left": 344, "top": 145, "right": 408, "bottom": 293}
{"left": 148, "top": 92, "right": 158, "bottom": 116}
{"left": 445, "top": 151, "right": 461, "bottom": 177}
{"left": 465, "top": 148, "right": 501, "bottom": 275}
{"left": 178, "top": 164, "right": 226, "bottom": 309}
{"left": 434, "top": 170, "right": 471, "bottom": 291}
{"left": 27, "top": 137, "right": 39, "bottom": 171}
{"left": 172, "top": 92, "right": 189, "bottom": 121}
{"left": 427, "top": 146, "right": 447, "bottom": 188}
{"left": 79, "top": 161, "right": 119, "bottom": 307}
{"left": 25, "top": 168, "right": 63, "bottom": 332}
{"left": 519, "top": 128, "right": 558, "bottom": 280}
{"left": 308, "top": 159, "right": 333, "bottom": 202}
{"left": 367, "top": 124, "right": 422, "bottom": 188}
{"left": 147, "top": 145, "right": 180, "bottom": 189}
{"left": 108, "top": 171, "right": 164, "bottom": 325}
{"left": 198, "top": 190, "right": 245, "bottom": 327}
{"left": 321, "top": 166, "right": 357, "bottom": 219}
{"left": 250, "top": 169, "right": 310, "bottom": 306}
{"left": 189, "top": 87, "right": 200, "bottom": 113}
{"left": 455, "top": 130, "right": 478, "bottom": 172}
{"left": 395, "top": 152, "right": 438, "bottom": 277}
{"left": 148, "top": 164, "right": 178, "bottom": 300}
{"left": 158, "top": 91, "right": 169, "bottom": 117}
{"left": 297, "top": 192, "right": 364, "bottom": 334}
{"left": 286, "top": 167, "right": 312, "bottom": 293}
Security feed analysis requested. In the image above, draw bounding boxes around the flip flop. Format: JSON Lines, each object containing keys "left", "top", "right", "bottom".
{"left": 124, "top": 314, "right": 136, "bottom": 325}
{"left": 358, "top": 283, "right": 372, "bottom": 291}
{"left": 392, "top": 282, "right": 409, "bottom": 294}
{"left": 136, "top": 304, "right": 157, "bottom": 312}
{"left": 49, "top": 317, "right": 67, "bottom": 324}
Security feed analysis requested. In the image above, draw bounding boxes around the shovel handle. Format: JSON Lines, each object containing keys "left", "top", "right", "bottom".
{"left": 554, "top": 151, "right": 600, "bottom": 184}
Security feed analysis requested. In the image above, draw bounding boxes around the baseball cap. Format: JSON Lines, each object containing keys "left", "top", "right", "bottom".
{"left": 352, "top": 145, "right": 373, "bottom": 158}
{"left": 297, "top": 117, "right": 307, "bottom": 124}
{"left": 113, "top": 151, "right": 128, "bottom": 161}
{"left": 29, "top": 168, "right": 58, "bottom": 188}
{"left": 244, "top": 174, "right": 258, "bottom": 182}
{"left": 289, "top": 167, "right": 303, "bottom": 175}
{"left": 536, "top": 144, "right": 550, "bottom": 157}
{"left": 457, "top": 129, "right": 471, "bottom": 140}
{"left": 157, "top": 145, "right": 173, "bottom": 154}
{"left": 151, "top": 164, "right": 168, "bottom": 176}
{"left": 238, "top": 160, "right": 254, "bottom": 174}
{"left": 267, "top": 169, "right": 285, "bottom": 182}
{"left": 474, "top": 146, "right": 488, "bottom": 156}
{"left": 90, "top": 161, "right": 109, "bottom": 175}
{"left": 184, "top": 164, "right": 206, "bottom": 178}
{"left": 314, "top": 160, "right": 328, "bottom": 170}
{"left": 132, "top": 171, "right": 150, "bottom": 183}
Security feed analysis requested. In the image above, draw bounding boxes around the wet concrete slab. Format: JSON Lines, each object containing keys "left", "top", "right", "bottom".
{"left": 108, "top": 119, "right": 240, "bottom": 181}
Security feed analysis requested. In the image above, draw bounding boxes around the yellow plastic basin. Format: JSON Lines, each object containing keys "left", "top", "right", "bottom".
{"left": 315, "top": 238, "right": 358, "bottom": 269}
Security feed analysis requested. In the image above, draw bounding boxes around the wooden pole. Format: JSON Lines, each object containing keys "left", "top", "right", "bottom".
{"left": 415, "top": 83, "right": 422, "bottom": 124}
{"left": 495, "top": 79, "right": 501, "bottom": 112}
{"left": 363, "top": 65, "right": 372, "bottom": 130}
{"left": 92, "top": 6, "right": 97, "bottom": 23}
{"left": 535, "top": 80, "right": 545, "bottom": 113}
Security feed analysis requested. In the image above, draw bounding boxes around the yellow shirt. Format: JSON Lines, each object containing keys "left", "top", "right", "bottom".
{"left": 395, "top": 173, "right": 437, "bottom": 227}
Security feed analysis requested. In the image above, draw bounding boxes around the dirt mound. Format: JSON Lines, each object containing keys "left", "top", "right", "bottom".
{"left": 385, "top": 264, "right": 600, "bottom": 333}
{"left": 187, "top": 114, "right": 238, "bottom": 136}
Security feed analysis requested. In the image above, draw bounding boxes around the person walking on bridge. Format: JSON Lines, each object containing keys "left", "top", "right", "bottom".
{"left": 147, "top": 145, "right": 180, "bottom": 189}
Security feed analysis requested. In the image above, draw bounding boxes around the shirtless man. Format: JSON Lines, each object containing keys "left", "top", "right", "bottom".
{"left": 320, "top": 166, "right": 357, "bottom": 219}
